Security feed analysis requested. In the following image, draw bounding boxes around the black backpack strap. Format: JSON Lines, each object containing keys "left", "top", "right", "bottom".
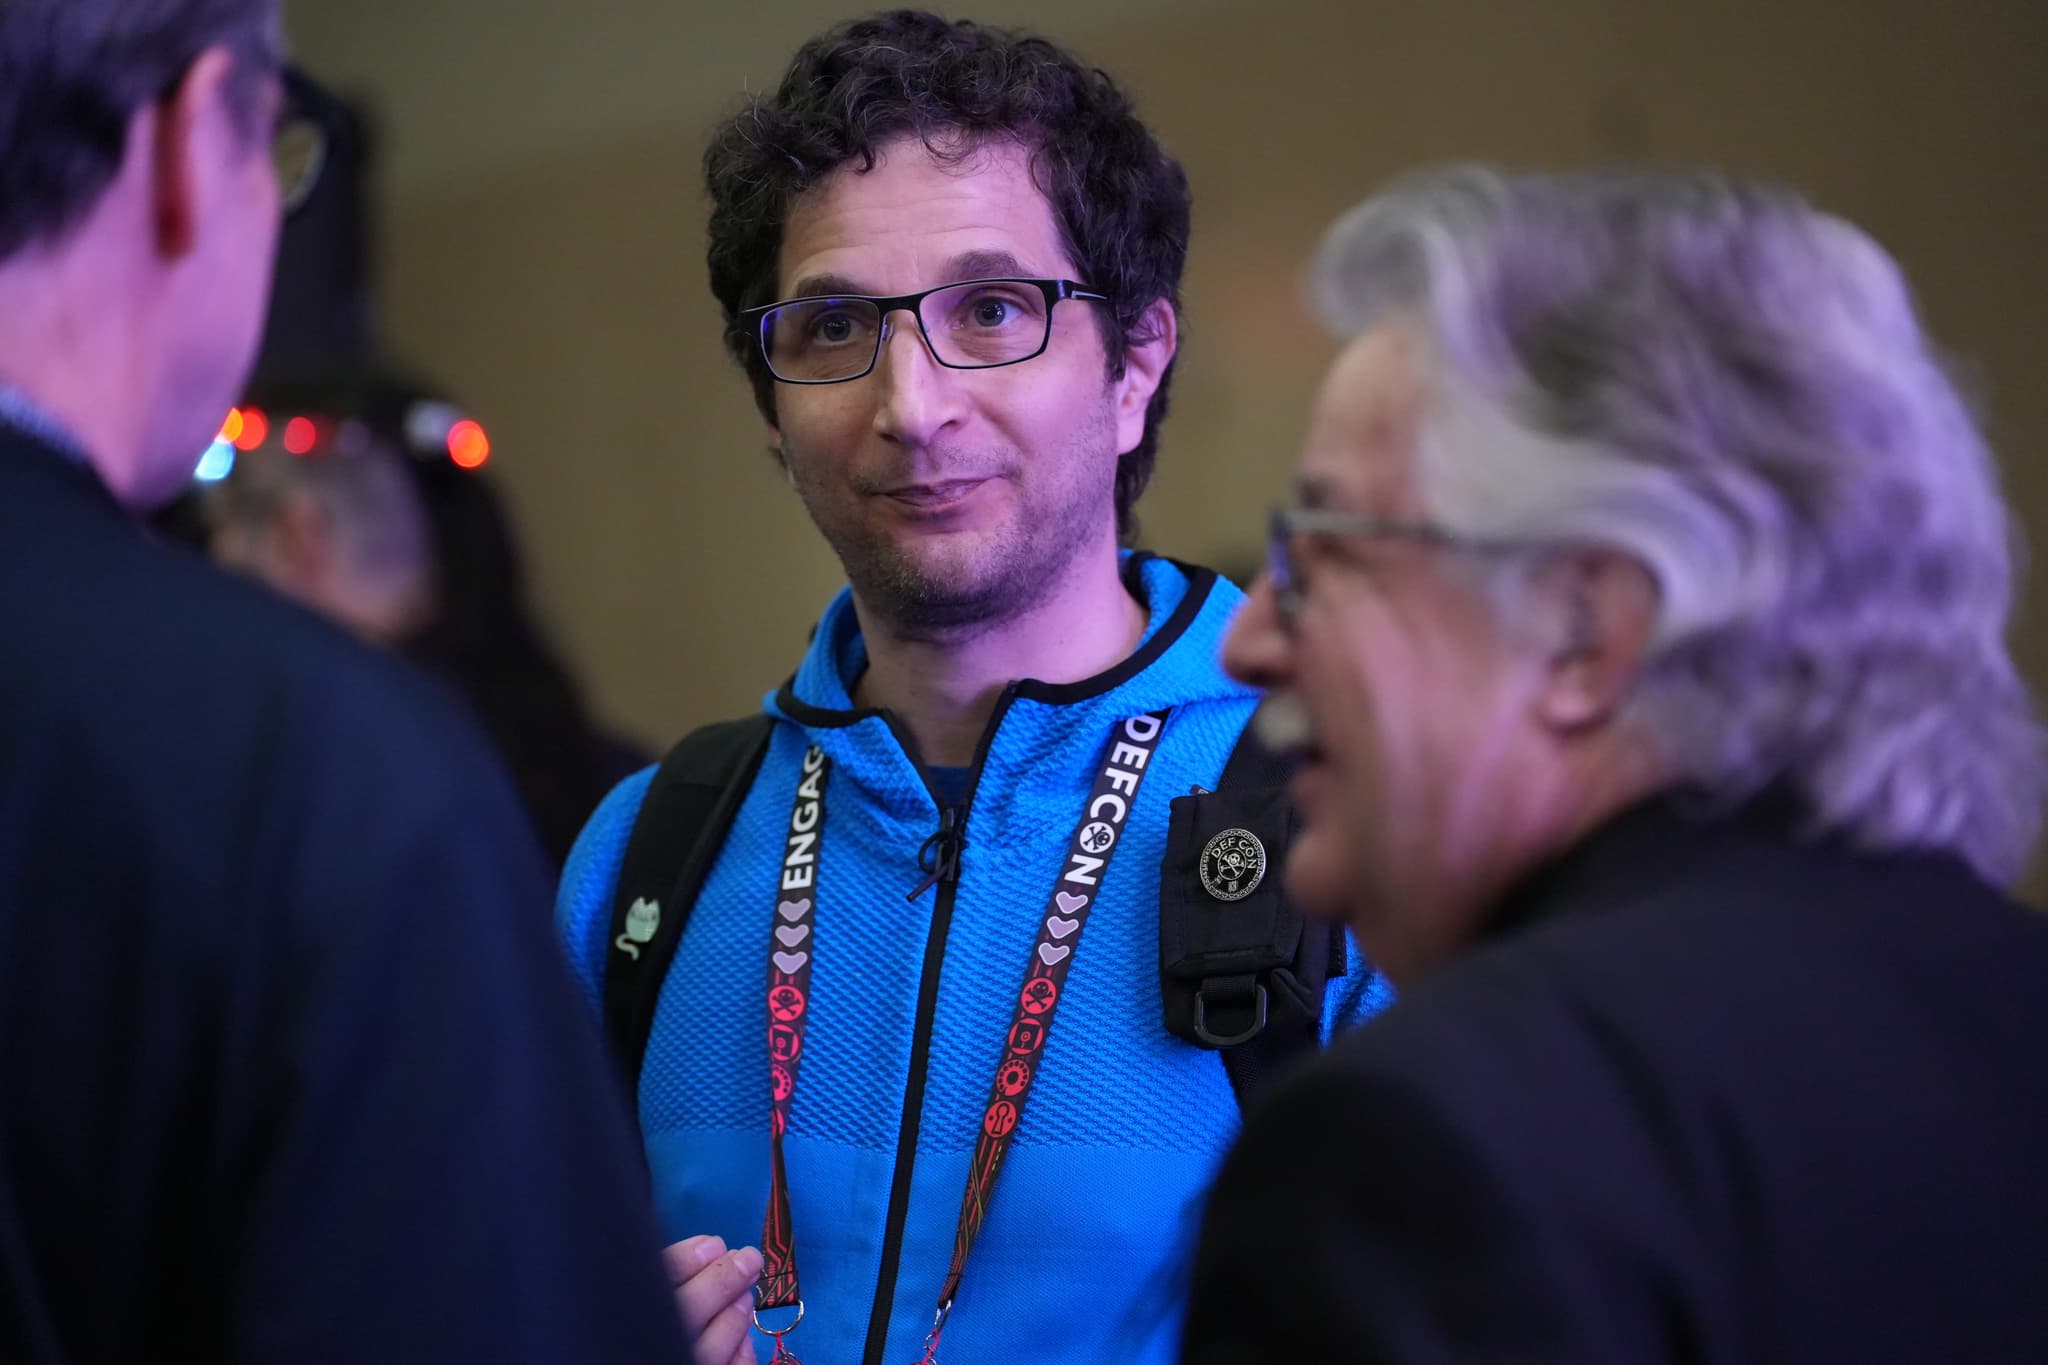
{"left": 1159, "top": 719, "right": 1347, "bottom": 1108}
{"left": 603, "top": 715, "right": 776, "bottom": 1097}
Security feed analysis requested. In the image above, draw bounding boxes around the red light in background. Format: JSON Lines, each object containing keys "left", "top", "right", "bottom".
{"left": 447, "top": 420, "right": 491, "bottom": 470}
{"left": 234, "top": 408, "right": 268, "bottom": 450}
{"left": 219, "top": 409, "right": 245, "bottom": 446}
{"left": 283, "top": 416, "right": 317, "bottom": 456}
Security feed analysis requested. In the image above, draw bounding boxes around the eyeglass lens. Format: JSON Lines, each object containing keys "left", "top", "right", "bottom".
{"left": 760, "top": 281, "right": 1053, "bottom": 381}
{"left": 273, "top": 118, "right": 325, "bottom": 213}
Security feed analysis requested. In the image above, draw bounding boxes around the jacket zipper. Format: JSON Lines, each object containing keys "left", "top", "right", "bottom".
{"left": 859, "top": 684, "right": 1019, "bottom": 1365}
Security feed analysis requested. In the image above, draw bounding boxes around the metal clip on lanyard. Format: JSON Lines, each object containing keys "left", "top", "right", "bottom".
{"left": 753, "top": 713, "right": 1173, "bottom": 1363}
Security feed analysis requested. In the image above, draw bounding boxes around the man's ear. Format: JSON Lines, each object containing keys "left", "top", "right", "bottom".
{"left": 1112, "top": 299, "right": 1178, "bottom": 457}
{"left": 149, "top": 46, "right": 240, "bottom": 260}
{"left": 764, "top": 424, "right": 792, "bottom": 478}
{"left": 1530, "top": 547, "right": 1660, "bottom": 733}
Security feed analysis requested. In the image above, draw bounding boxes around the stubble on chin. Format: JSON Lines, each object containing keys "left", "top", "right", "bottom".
{"left": 799, "top": 466, "right": 1110, "bottom": 644}
{"left": 790, "top": 393, "right": 1122, "bottom": 641}
{"left": 826, "top": 506, "right": 1057, "bottom": 644}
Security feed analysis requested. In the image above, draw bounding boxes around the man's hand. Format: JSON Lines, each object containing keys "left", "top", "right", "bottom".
{"left": 663, "top": 1235, "right": 764, "bottom": 1365}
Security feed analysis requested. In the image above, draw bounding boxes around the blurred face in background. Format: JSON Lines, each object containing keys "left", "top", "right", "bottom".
{"left": 201, "top": 434, "right": 436, "bottom": 645}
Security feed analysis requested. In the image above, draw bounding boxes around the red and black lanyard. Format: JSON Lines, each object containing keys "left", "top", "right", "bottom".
{"left": 753, "top": 712, "right": 1172, "bottom": 1364}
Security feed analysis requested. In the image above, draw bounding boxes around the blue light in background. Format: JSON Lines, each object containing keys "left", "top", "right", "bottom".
{"left": 193, "top": 440, "right": 236, "bottom": 482}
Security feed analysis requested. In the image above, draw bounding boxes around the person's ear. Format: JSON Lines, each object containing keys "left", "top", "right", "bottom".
{"left": 149, "top": 46, "right": 242, "bottom": 260}
{"left": 1529, "top": 548, "right": 1660, "bottom": 733}
{"left": 1111, "top": 299, "right": 1178, "bottom": 457}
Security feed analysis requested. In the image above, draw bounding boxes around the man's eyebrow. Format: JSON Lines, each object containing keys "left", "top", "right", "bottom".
{"left": 784, "top": 251, "right": 1048, "bottom": 303}
{"left": 945, "top": 249, "right": 1037, "bottom": 281}
{"left": 785, "top": 273, "right": 869, "bottom": 300}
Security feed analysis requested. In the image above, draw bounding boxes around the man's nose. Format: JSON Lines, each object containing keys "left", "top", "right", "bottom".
{"left": 870, "top": 310, "right": 966, "bottom": 447}
{"left": 1222, "top": 572, "right": 1294, "bottom": 690}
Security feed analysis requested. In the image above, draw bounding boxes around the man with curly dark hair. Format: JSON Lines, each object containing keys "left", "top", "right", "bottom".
{"left": 702, "top": 10, "right": 1190, "bottom": 550}
{"left": 557, "top": 11, "right": 1389, "bottom": 1365}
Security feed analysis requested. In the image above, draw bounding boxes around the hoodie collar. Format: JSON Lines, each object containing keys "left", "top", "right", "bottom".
{"left": 771, "top": 551, "right": 1255, "bottom": 727}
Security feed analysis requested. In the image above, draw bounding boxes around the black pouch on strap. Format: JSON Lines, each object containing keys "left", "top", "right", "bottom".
{"left": 1159, "top": 725, "right": 1346, "bottom": 1104}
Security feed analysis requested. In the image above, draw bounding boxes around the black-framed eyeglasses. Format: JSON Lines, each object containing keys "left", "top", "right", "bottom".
{"left": 738, "top": 277, "right": 1111, "bottom": 385}
{"left": 1267, "top": 505, "right": 1525, "bottom": 627}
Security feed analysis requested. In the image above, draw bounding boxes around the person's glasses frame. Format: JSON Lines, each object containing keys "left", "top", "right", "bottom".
{"left": 272, "top": 66, "right": 337, "bottom": 216}
{"left": 1266, "top": 505, "right": 1529, "bottom": 628}
{"left": 738, "top": 277, "right": 1112, "bottom": 386}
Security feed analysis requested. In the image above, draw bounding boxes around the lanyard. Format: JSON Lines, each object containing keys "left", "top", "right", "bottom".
{"left": 756, "top": 742, "right": 828, "bottom": 1360}
{"left": 753, "top": 711, "right": 1173, "bottom": 1364}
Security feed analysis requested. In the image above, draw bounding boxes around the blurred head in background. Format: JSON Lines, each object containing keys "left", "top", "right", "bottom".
{"left": 195, "top": 367, "right": 645, "bottom": 866}
{"left": 1227, "top": 166, "right": 2044, "bottom": 983}
{"left": 201, "top": 389, "right": 435, "bottom": 644}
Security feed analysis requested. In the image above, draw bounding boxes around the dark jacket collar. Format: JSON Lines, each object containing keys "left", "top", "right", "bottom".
{"left": 0, "top": 383, "right": 93, "bottom": 467}
{"left": 0, "top": 422, "right": 129, "bottom": 531}
{"left": 1480, "top": 785, "right": 1822, "bottom": 943}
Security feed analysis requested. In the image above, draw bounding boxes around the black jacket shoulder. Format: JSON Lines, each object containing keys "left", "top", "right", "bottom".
{"left": 1188, "top": 801, "right": 2048, "bottom": 1365}
{"left": 0, "top": 439, "right": 687, "bottom": 1363}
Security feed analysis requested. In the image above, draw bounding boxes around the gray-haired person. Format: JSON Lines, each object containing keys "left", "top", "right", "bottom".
{"left": 1184, "top": 167, "right": 2048, "bottom": 1363}
{"left": 0, "top": 4, "right": 687, "bottom": 1359}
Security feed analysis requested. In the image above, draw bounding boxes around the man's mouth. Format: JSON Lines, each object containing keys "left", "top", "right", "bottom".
{"left": 877, "top": 478, "right": 991, "bottom": 512}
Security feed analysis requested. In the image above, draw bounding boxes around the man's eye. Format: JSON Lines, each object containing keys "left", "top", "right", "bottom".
{"left": 811, "top": 313, "right": 858, "bottom": 343}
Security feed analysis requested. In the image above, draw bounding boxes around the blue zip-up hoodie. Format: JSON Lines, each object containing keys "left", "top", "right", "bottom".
{"left": 559, "top": 555, "right": 1392, "bottom": 1362}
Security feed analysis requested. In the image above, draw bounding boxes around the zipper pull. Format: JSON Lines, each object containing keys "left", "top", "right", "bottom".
{"left": 906, "top": 805, "right": 968, "bottom": 901}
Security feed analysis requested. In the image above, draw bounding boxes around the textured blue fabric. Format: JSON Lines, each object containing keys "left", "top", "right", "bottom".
{"left": 557, "top": 555, "right": 1393, "bottom": 1363}
{"left": 557, "top": 766, "right": 655, "bottom": 1014}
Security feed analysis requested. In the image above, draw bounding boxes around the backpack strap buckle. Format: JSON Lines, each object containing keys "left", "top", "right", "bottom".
{"left": 1192, "top": 974, "right": 1268, "bottom": 1047}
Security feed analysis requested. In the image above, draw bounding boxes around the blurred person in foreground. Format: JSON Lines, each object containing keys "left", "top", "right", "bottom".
{"left": 1184, "top": 166, "right": 2048, "bottom": 1363}
{"left": 0, "top": 3, "right": 688, "bottom": 1359}
{"left": 196, "top": 368, "right": 648, "bottom": 868}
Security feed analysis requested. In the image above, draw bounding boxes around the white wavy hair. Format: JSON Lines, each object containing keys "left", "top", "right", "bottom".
{"left": 1310, "top": 166, "right": 2044, "bottom": 884}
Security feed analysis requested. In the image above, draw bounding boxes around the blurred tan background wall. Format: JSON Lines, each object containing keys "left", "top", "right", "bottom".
{"left": 285, "top": 0, "right": 2047, "bottom": 890}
